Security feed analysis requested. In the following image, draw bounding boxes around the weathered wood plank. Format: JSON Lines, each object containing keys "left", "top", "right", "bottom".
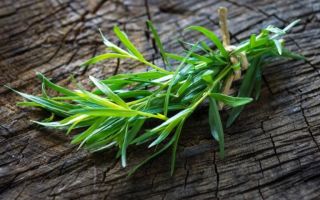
{"left": 1, "top": 0, "right": 320, "bottom": 199}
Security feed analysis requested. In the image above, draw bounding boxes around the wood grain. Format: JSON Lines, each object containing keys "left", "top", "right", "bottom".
{"left": 1, "top": 0, "right": 320, "bottom": 199}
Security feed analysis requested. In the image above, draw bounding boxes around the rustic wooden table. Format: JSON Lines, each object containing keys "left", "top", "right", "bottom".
{"left": 0, "top": 0, "right": 319, "bottom": 199}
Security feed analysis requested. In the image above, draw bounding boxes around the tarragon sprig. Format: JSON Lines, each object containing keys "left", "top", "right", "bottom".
{"left": 9, "top": 17, "right": 303, "bottom": 176}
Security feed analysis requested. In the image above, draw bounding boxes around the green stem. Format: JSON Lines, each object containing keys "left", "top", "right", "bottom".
{"left": 191, "top": 64, "right": 233, "bottom": 110}
{"left": 136, "top": 111, "right": 168, "bottom": 120}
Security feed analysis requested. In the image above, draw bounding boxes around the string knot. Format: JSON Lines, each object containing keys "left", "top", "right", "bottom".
{"left": 218, "top": 7, "right": 249, "bottom": 109}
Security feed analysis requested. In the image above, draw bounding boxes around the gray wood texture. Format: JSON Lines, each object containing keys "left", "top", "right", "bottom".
{"left": 1, "top": 0, "right": 320, "bottom": 199}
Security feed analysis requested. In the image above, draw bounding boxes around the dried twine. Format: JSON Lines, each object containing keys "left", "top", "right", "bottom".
{"left": 218, "top": 7, "right": 249, "bottom": 110}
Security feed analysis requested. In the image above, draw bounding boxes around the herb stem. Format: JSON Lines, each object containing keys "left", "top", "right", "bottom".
{"left": 191, "top": 64, "right": 233, "bottom": 110}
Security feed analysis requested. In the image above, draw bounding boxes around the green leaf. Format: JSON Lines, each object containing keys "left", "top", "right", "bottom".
{"left": 70, "top": 108, "right": 139, "bottom": 117}
{"left": 210, "top": 93, "right": 253, "bottom": 107}
{"left": 81, "top": 53, "right": 132, "bottom": 66}
{"left": 9, "top": 88, "right": 71, "bottom": 116}
{"left": 165, "top": 53, "right": 197, "bottom": 65}
{"left": 117, "top": 90, "right": 152, "bottom": 99}
{"left": 37, "top": 73, "right": 76, "bottom": 96}
{"left": 33, "top": 114, "right": 89, "bottom": 128}
{"left": 127, "top": 118, "right": 145, "bottom": 143}
{"left": 17, "top": 101, "right": 43, "bottom": 107}
{"left": 266, "top": 25, "right": 285, "bottom": 35}
{"left": 41, "top": 81, "right": 48, "bottom": 98}
{"left": 121, "top": 121, "right": 129, "bottom": 167}
{"left": 208, "top": 96, "right": 224, "bottom": 158}
{"left": 106, "top": 71, "right": 167, "bottom": 80}
{"left": 170, "top": 119, "right": 185, "bottom": 176}
{"left": 147, "top": 20, "right": 170, "bottom": 68}
{"left": 89, "top": 76, "right": 128, "bottom": 108}
{"left": 200, "top": 41, "right": 213, "bottom": 52}
{"left": 227, "top": 58, "right": 261, "bottom": 127}
{"left": 282, "top": 48, "right": 305, "bottom": 60}
{"left": 250, "top": 34, "right": 256, "bottom": 48}
{"left": 99, "top": 29, "right": 130, "bottom": 56}
{"left": 190, "top": 53, "right": 212, "bottom": 63}
{"left": 164, "top": 43, "right": 198, "bottom": 116}
{"left": 273, "top": 39, "right": 282, "bottom": 55}
{"left": 132, "top": 109, "right": 190, "bottom": 144}
{"left": 253, "top": 65, "right": 262, "bottom": 100}
{"left": 75, "top": 90, "right": 123, "bottom": 109}
{"left": 71, "top": 107, "right": 166, "bottom": 120}
{"left": 283, "top": 19, "right": 300, "bottom": 32}
{"left": 176, "top": 75, "right": 192, "bottom": 96}
{"left": 113, "top": 26, "right": 145, "bottom": 60}
{"left": 89, "top": 141, "right": 116, "bottom": 152}
{"left": 77, "top": 118, "right": 123, "bottom": 148}
{"left": 202, "top": 70, "right": 214, "bottom": 83}
{"left": 185, "top": 26, "right": 228, "bottom": 57}
{"left": 148, "top": 117, "right": 181, "bottom": 148}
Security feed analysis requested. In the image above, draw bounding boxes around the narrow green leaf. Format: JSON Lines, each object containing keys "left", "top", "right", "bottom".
{"left": 41, "top": 81, "right": 48, "bottom": 98}
{"left": 33, "top": 114, "right": 89, "bottom": 128}
{"left": 185, "top": 26, "right": 228, "bottom": 57}
{"left": 153, "top": 109, "right": 190, "bottom": 132}
{"left": 70, "top": 108, "right": 139, "bottom": 117}
{"left": 164, "top": 44, "right": 198, "bottom": 116}
{"left": 177, "top": 75, "right": 192, "bottom": 96}
{"left": 273, "top": 39, "right": 282, "bottom": 55}
{"left": 75, "top": 90, "right": 123, "bottom": 109}
{"left": 202, "top": 70, "right": 214, "bottom": 83}
{"left": 113, "top": 26, "right": 144, "bottom": 60}
{"left": 89, "top": 76, "right": 128, "bottom": 108}
{"left": 100, "top": 29, "right": 170, "bottom": 73}
{"left": 9, "top": 87, "right": 70, "bottom": 116}
{"left": 227, "top": 58, "right": 261, "bottom": 127}
{"left": 71, "top": 118, "right": 111, "bottom": 144}
{"left": 283, "top": 19, "right": 300, "bottom": 32}
{"left": 71, "top": 107, "right": 166, "bottom": 120}
{"left": 200, "top": 41, "right": 213, "bottom": 52}
{"left": 148, "top": 117, "right": 181, "bottom": 148}
{"left": 90, "top": 141, "right": 117, "bottom": 152}
{"left": 190, "top": 53, "right": 212, "bottom": 63}
{"left": 253, "top": 65, "right": 262, "bottom": 100}
{"left": 170, "top": 119, "right": 185, "bottom": 176}
{"left": 250, "top": 34, "right": 256, "bottom": 48}
{"left": 81, "top": 53, "right": 131, "bottom": 66}
{"left": 78, "top": 118, "right": 124, "bottom": 148}
{"left": 165, "top": 53, "right": 197, "bottom": 65}
{"left": 17, "top": 101, "right": 42, "bottom": 107}
{"left": 36, "top": 73, "right": 76, "bottom": 96}
{"left": 99, "top": 29, "right": 130, "bottom": 56}
{"left": 132, "top": 109, "right": 190, "bottom": 144}
{"left": 106, "top": 71, "right": 167, "bottom": 80}
{"left": 121, "top": 121, "right": 129, "bottom": 167}
{"left": 266, "top": 25, "right": 285, "bottom": 35}
{"left": 210, "top": 93, "right": 253, "bottom": 107}
{"left": 117, "top": 90, "right": 152, "bottom": 99}
{"left": 282, "top": 48, "right": 305, "bottom": 60}
{"left": 147, "top": 20, "right": 170, "bottom": 68}
{"left": 208, "top": 96, "right": 224, "bottom": 158}
{"left": 127, "top": 118, "right": 145, "bottom": 143}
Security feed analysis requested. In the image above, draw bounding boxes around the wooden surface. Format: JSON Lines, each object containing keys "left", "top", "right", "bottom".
{"left": 1, "top": 0, "right": 320, "bottom": 199}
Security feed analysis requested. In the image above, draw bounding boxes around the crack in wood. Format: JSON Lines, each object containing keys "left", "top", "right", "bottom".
{"left": 1, "top": 0, "right": 320, "bottom": 199}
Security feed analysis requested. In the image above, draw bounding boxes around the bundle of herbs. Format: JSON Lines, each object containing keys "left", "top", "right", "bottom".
{"left": 9, "top": 7, "right": 303, "bottom": 175}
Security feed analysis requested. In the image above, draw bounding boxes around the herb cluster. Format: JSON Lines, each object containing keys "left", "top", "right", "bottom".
{"left": 11, "top": 19, "right": 302, "bottom": 175}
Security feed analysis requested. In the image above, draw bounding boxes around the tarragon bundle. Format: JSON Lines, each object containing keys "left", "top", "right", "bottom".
{"left": 10, "top": 8, "right": 303, "bottom": 175}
